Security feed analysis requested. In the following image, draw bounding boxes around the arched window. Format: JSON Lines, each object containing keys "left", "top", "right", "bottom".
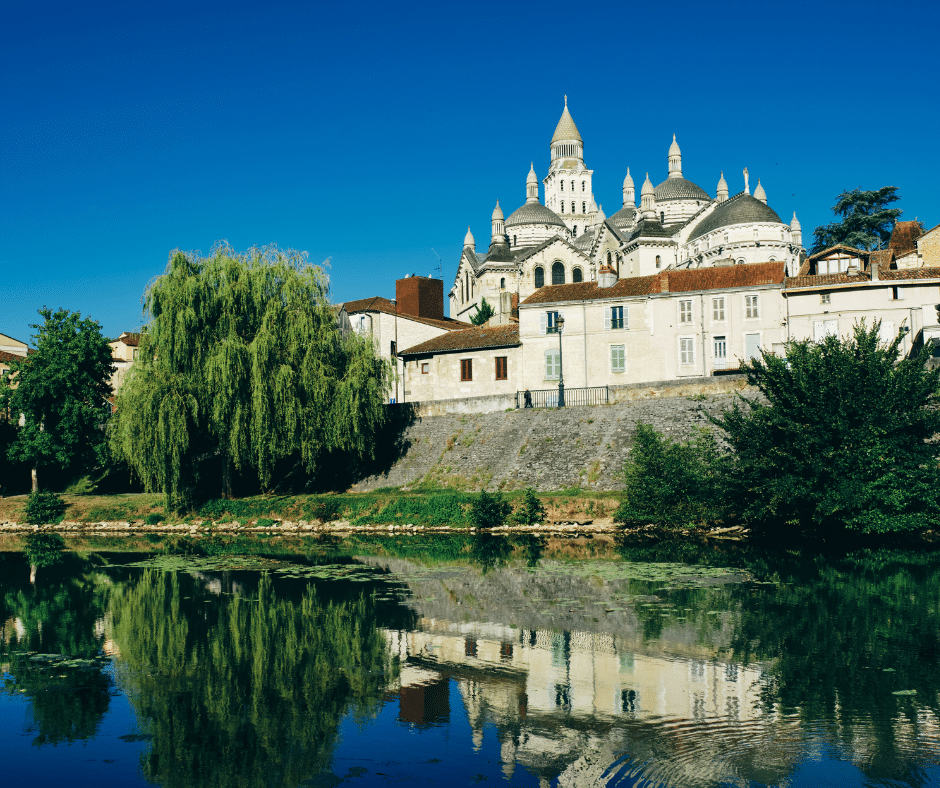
{"left": 573, "top": 267, "right": 583, "bottom": 283}
{"left": 460, "top": 281, "right": 464, "bottom": 302}
{"left": 500, "top": 277, "right": 505, "bottom": 289}
{"left": 582, "top": 201, "right": 586, "bottom": 213}
{"left": 572, "top": 225, "right": 578, "bottom": 237}
{"left": 571, "top": 180, "right": 575, "bottom": 191}
{"left": 571, "top": 201, "right": 575, "bottom": 213}
{"left": 534, "top": 266, "right": 544, "bottom": 288}
{"left": 560, "top": 202, "right": 565, "bottom": 213}
{"left": 552, "top": 262, "right": 565, "bottom": 285}
{"left": 607, "top": 251, "right": 612, "bottom": 265}
{"left": 660, "top": 211, "right": 665, "bottom": 223}
{"left": 561, "top": 180, "right": 564, "bottom": 191}
{"left": 465, "top": 272, "right": 469, "bottom": 299}
{"left": 582, "top": 181, "right": 585, "bottom": 192}
{"left": 655, "top": 255, "right": 661, "bottom": 269}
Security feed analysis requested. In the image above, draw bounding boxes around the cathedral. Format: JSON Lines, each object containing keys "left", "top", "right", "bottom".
{"left": 450, "top": 98, "right": 804, "bottom": 323}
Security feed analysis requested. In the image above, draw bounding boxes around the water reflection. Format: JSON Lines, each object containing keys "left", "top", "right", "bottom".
{"left": 1, "top": 541, "right": 940, "bottom": 786}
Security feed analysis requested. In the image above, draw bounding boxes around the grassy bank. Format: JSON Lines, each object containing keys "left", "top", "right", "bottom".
{"left": 0, "top": 488, "right": 621, "bottom": 528}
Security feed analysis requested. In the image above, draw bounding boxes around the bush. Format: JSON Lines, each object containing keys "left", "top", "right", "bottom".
{"left": 469, "top": 489, "right": 512, "bottom": 529}
{"left": 712, "top": 321, "right": 940, "bottom": 535}
{"left": 24, "top": 491, "right": 67, "bottom": 524}
{"left": 613, "top": 423, "right": 727, "bottom": 527}
{"left": 144, "top": 513, "right": 166, "bottom": 525}
{"left": 509, "top": 488, "right": 547, "bottom": 525}
{"left": 310, "top": 498, "right": 342, "bottom": 522}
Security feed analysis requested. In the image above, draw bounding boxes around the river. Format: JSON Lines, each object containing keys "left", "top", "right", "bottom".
{"left": 2, "top": 534, "right": 939, "bottom": 786}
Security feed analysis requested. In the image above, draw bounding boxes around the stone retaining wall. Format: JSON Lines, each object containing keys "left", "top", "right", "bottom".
{"left": 354, "top": 379, "right": 755, "bottom": 492}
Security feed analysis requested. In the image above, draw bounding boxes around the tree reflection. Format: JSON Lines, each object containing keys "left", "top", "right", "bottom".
{"left": 109, "top": 570, "right": 396, "bottom": 788}
{"left": 0, "top": 553, "right": 113, "bottom": 745}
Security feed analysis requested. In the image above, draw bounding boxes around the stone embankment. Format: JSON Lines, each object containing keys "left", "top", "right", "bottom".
{"left": 355, "top": 385, "right": 754, "bottom": 493}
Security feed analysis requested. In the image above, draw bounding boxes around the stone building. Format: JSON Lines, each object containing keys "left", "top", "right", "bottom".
{"left": 449, "top": 99, "right": 804, "bottom": 325}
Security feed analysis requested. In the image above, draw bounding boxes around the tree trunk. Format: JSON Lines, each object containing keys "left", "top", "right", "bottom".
{"left": 30, "top": 564, "right": 37, "bottom": 584}
{"left": 222, "top": 457, "right": 233, "bottom": 499}
{"left": 31, "top": 466, "right": 38, "bottom": 493}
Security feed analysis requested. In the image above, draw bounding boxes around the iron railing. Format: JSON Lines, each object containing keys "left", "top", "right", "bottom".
{"left": 516, "top": 386, "right": 609, "bottom": 409}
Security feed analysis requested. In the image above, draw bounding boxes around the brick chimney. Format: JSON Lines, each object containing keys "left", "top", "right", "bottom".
{"left": 661, "top": 272, "right": 670, "bottom": 293}
{"left": 396, "top": 276, "right": 444, "bottom": 320}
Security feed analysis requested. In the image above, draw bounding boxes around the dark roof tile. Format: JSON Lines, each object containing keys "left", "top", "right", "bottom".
{"left": 399, "top": 324, "right": 520, "bottom": 356}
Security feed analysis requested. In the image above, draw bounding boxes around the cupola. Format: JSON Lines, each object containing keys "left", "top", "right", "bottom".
{"left": 525, "top": 163, "right": 539, "bottom": 203}
{"left": 463, "top": 226, "right": 475, "bottom": 250}
{"left": 491, "top": 201, "right": 505, "bottom": 242}
{"left": 790, "top": 212, "right": 802, "bottom": 246}
{"left": 716, "top": 171, "right": 728, "bottom": 203}
{"left": 550, "top": 95, "right": 583, "bottom": 161}
{"left": 754, "top": 180, "right": 767, "bottom": 205}
{"left": 667, "top": 134, "right": 682, "bottom": 179}
{"left": 623, "top": 168, "right": 635, "bottom": 207}
{"left": 641, "top": 173, "right": 656, "bottom": 219}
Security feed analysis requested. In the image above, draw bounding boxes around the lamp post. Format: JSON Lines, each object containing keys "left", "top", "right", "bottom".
{"left": 556, "top": 313, "right": 565, "bottom": 407}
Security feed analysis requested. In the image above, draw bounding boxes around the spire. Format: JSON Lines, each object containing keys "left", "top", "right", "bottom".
{"left": 526, "top": 162, "right": 539, "bottom": 203}
{"left": 716, "top": 171, "right": 728, "bottom": 203}
{"left": 668, "top": 134, "right": 682, "bottom": 179}
{"left": 550, "top": 96, "right": 583, "bottom": 161}
{"left": 641, "top": 173, "right": 656, "bottom": 219}
{"left": 463, "top": 226, "right": 475, "bottom": 250}
{"left": 491, "top": 201, "right": 505, "bottom": 243}
{"left": 790, "top": 212, "right": 802, "bottom": 246}
{"left": 754, "top": 179, "right": 767, "bottom": 204}
{"left": 622, "top": 167, "right": 635, "bottom": 207}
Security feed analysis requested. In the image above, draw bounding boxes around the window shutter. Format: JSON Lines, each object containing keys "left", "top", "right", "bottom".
{"left": 604, "top": 307, "right": 611, "bottom": 330}
{"left": 879, "top": 321, "right": 895, "bottom": 344}
{"left": 624, "top": 306, "right": 629, "bottom": 330}
{"left": 814, "top": 321, "right": 824, "bottom": 342}
{"left": 540, "top": 313, "right": 547, "bottom": 335}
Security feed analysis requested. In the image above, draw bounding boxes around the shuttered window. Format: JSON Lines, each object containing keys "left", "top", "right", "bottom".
{"left": 545, "top": 350, "right": 560, "bottom": 380}
{"left": 610, "top": 344, "right": 625, "bottom": 374}
{"left": 745, "top": 295, "right": 759, "bottom": 318}
{"left": 679, "top": 300, "right": 693, "bottom": 323}
{"left": 495, "top": 356, "right": 508, "bottom": 380}
{"left": 680, "top": 338, "right": 695, "bottom": 366}
{"left": 712, "top": 297, "right": 725, "bottom": 321}
{"left": 461, "top": 359, "right": 472, "bottom": 381}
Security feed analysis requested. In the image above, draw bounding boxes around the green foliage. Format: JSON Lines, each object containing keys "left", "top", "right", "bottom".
{"left": 0, "top": 308, "right": 114, "bottom": 490}
{"left": 509, "top": 487, "right": 547, "bottom": 525}
{"left": 469, "top": 489, "right": 512, "bottom": 529}
{"left": 24, "top": 491, "right": 67, "bottom": 525}
{"left": 613, "top": 423, "right": 727, "bottom": 527}
{"left": 811, "top": 186, "right": 904, "bottom": 253}
{"left": 469, "top": 297, "right": 495, "bottom": 326}
{"left": 24, "top": 531, "right": 66, "bottom": 567}
{"left": 310, "top": 497, "right": 342, "bottom": 522}
{"left": 712, "top": 321, "right": 940, "bottom": 535}
{"left": 108, "top": 244, "right": 393, "bottom": 510}
{"left": 144, "top": 513, "right": 165, "bottom": 525}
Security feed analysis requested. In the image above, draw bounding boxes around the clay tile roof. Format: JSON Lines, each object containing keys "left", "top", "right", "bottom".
{"left": 118, "top": 332, "right": 140, "bottom": 347}
{"left": 785, "top": 273, "right": 871, "bottom": 289}
{"left": 889, "top": 221, "right": 923, "bottom": 255}
{"left": 0, "top": 350, "right": 27, "bottom": 364}
{"left": 341, "top": 297, "right": 463, "bottom": 331}
{"left": 868, "top": 249, "right": 895, "bottom": 269}
{"left": 520, "top": 276, "right": 659, "bottom": 305}
{"left": 656, "top": 262, "right": 786, "bottom": 293}
{"left": 399, "top": 324, "right": 520, "bottom": 356}
{"left": 807, "top": 244, "right": 869, "bottom": 261}
{"left": 879, "top": 267, "right": 940, "bottom": 281}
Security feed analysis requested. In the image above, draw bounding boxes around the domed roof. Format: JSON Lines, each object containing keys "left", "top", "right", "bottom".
{"left": 668, "top": 134, "right": 681, "bottom": 157}
{"left": 463, "top": 226, "right": 475, "bottom": 247}
{"left": 654, "top": 177, "right": 711, "bottom": 202}
{"left": 550, "top": 96, "right": 582, "bottom": 144}
{"left": 717, "top": 171, "right": 728, "bottom": 193}
{"left": 623, "top": 168, "right": 634, "bottom": 188}
{"left": 790, "top": 212, "right": 801, "bottom": 230}
{"left": 641, "top": 173, "right": 654, "bottom": 196}
{"left": 492, "top": 201, "right": 504, "bottom": 221}
{"left": 609, "top": 205, "right": 636, "bottom": 229}
{"left": 688, "top": 193, "right": 784, "bottom": 242}
{"left": 505, "top": 201, "right": 567, "bottom": 228}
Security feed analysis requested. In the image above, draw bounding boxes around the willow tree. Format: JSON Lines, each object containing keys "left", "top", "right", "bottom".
{"left": 109, "top": 244, "right": 392, "bottom": 509}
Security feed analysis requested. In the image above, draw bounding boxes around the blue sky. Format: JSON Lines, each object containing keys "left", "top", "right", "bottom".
{"left": 2, "top": 0, "right": 937, "bottom": 343}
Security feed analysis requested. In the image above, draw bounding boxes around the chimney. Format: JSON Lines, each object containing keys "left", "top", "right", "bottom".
{"left": 871, "top": 261, "right": 879, "bottom": 281}
{"left": 396, "top": 276, "right": 444, "bottom": 320}
{"left": 661, "top": 272, "right": 670, "bottom": 293}
{"left": 597, "top": 264, "right": 618, "bottom": 288}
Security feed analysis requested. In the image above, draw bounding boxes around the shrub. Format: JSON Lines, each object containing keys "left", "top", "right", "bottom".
{"left": 712, "top": 321, "right": 940, "bottom": 535}
{"left": 613, "top": 423, "right": 727, "bottom": 527}
{"left": 144, "top": 513, "right": 166, "bottom": 525}
{"left": 310, "top": 498, "right": 342, "bottom": 522}
{"left": 469, "top": 489, "right": 512, "bottom": 529}
{"left": 24, "top": 491, "right": 67, "bottom": 524}
{"left": 509, "top": 488, "right": 547, "bottom": 525}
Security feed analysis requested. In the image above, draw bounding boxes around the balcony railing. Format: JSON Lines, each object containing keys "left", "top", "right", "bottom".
{"left": 517, "top": 386, "right": 609, "bottom": 409}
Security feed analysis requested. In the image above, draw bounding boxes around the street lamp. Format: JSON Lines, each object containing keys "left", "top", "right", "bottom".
{"left": 556, "top": 313, "right": 565, "bottom": 407}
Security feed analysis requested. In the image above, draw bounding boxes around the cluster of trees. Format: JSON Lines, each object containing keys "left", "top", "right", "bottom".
{"left": 616, "top": 322, "right": 940, "bottom": 538}
{"left": 1, "top": 245, "right": 393, "bottom": 509}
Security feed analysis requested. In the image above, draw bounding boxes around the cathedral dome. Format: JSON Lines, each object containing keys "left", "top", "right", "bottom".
{"left": 654, "top": 177, "right": 711, "bottom": 202}
{"left": 609, "top": 205, "right": 636, "bottom": 230}
{"left": 505, "top": 202, "right": 567, "bottom": 228}
{"left": 688, "top": 193, "right": 783, "bottom": 242}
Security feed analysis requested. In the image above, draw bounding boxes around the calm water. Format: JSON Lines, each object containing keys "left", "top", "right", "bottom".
{"left": 2, "top": 535, "right": 940, "bottom": 787}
